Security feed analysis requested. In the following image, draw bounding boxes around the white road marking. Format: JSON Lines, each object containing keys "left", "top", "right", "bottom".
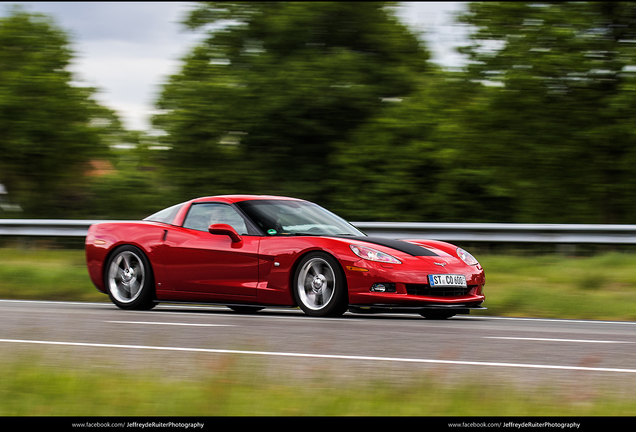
{"left": 465, "top": 315, "right": 636, "bottom": 325}
{"left": 484, "top": 336, "right": 635, "bottom": 344}
{"left": 2, "top": 338, "right": 636, "bottom": 374}
{"left": 106, "top": 321, "right": 233, "bottom": 327}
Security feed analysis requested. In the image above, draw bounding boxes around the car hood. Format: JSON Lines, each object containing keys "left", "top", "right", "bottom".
{"left": 334, "top": 236, "right": 439, "bottom": 257}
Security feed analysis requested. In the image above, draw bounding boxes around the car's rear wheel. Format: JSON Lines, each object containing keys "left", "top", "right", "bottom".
{"left": 293, "top": 252, "right": 348, "bottom": 317}
{"left": 105, "top": 245, "right": 156, "bottom": 310}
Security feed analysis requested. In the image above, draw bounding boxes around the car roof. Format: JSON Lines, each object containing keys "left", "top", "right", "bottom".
{"left": 165, "top": 195, "right": 306, "bottom": 227}
{"left": 190, "top": 195, "right": 305, "bottom": 204}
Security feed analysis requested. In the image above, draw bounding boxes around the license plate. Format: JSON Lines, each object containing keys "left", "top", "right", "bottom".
{"left": 428, "top": 274, "right": 467, "bottom": 287}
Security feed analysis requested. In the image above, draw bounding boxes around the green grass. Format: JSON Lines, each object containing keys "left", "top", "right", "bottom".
{"left": 1, "top": 248, "right": 636, "bottom": 320}
{"left": 479, "top": 253, "right": 636, "bottom": 321}
{"left": 0, "top": 248, "right": 105, "bottom": 302}
{"left": 1, "top": 358, "right": 635, "bottom": 416}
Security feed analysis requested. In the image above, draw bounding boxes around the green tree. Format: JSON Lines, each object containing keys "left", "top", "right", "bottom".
{"left": 457, "top": 2, "right": 636, "bottom": 223}
{"left": 0, "top": 7, "right": 122, "bottom": 218}
{"left": 330, "top": 71, "right": 514, "bottom": 222}
{"left": 86, "top": 131, "right": 180, "bottom": 219}
{"left": 153, "top": 2, "right": 430, "bottom": 205}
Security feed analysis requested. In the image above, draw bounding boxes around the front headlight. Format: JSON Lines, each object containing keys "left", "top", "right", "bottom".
{"left": 350, "top": 244, "right": 402, "bottom": 264}
{"left": 457, "top": 247, "right": 479, "bottom": 266}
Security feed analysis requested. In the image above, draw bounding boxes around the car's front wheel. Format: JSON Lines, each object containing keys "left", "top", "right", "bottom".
{"left": 293, "top": 252, "right": 348, "bottom": 317}
{"left": 105, "top": 245, "right": 156, "bottom": 310}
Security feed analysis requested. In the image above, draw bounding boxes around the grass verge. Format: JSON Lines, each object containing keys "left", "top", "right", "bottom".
{"left": 480, "top": 253, "right": 636, "bottom": 321}
{"left": 1, "top": 358, "right": 636, "bottom": 416}
{"left": 0, "top": 248, "right": 105, "bottom": 302}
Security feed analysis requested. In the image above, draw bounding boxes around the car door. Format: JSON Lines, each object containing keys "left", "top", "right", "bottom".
{"left": 161, "top": 202, "right": 260, "bottom": 298}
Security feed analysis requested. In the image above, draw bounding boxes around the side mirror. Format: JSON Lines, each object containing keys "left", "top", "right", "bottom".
{"left": 208, "top": 223, "right": 243, "bottom": 243}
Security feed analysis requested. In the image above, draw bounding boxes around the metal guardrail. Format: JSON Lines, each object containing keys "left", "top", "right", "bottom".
{"left": 3, "top": 219, "right": 636, "bottom": 244}
{"left": 0, "top": 220, "right": 112, "bottom": 237}
{"left": 352, "top": 222, "right": 636, "bottom": 244}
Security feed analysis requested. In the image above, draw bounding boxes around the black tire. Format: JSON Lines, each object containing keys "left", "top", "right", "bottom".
{"left": 292, "top": 252, "right": 348, "bottom": 317}
{"left": 104, "top": 245, "right": 156, "bottom": 310}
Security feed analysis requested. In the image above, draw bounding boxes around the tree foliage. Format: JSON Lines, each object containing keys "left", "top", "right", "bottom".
{"left": 457, "top": 2, "right": 636, "bottom": 223}
{"left": 0, "top": 7, "right": 122, "bottom": 217}
{"left": 153, "top": 2, "right": 430, "bottom": 204}
{"left": 7, "top": 2, "right": 636, "bottom": 224}
{"left": 330, "top": 73, "right": 513, "bottom": 222}
{"left": 150, "top": 1, "right": 636, "bottom": 223}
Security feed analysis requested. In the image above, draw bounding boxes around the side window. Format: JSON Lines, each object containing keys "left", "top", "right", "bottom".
{"left": 183, "top": 203, "right": 248, "bottom": 235}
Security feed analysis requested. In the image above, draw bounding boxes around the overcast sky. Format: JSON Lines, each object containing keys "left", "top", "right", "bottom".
{"left": 1, "top": 2, "right": 469, "bottom": 132}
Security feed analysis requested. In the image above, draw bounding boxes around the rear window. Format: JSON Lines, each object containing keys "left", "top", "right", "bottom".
{"left": 143, "top": 202, "right": 185, "bottom": 225}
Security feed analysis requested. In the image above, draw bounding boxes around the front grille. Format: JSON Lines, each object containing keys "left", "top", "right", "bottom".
{"left": 405, "top": 284, "right": 472, "bottom": 297}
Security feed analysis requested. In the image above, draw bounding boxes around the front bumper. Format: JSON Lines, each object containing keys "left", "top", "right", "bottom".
{"left": 348, "top": 303, "right": 487, "bottom": 315}
{"left": 344, "top": 255, "right": 486, "bottom": 310}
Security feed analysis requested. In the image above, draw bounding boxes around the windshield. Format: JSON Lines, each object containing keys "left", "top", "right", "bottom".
{"left": 236, "top": 200, "right": 365, "bottom": 237}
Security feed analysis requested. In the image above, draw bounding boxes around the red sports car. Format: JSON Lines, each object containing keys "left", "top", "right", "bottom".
{"left": 86, "top": 195, "right": 486, "bottom": 318}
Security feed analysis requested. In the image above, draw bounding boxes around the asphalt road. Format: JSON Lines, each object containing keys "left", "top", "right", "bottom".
{"left": 2, "top": 299, "right": 636, "bottom": 392}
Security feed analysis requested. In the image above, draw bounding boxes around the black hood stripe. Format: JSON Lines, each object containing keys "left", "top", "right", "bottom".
{"left": 336, "top": 236, "right": 438, "bottom": 257}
